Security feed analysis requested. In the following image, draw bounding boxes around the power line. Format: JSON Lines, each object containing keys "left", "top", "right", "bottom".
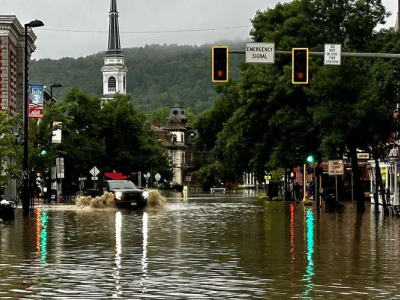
{"left": 36, "top": 25, "right": 251, "bottom": 34}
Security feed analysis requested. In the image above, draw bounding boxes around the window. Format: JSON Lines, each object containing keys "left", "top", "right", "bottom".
{"left": 108, "top": 76, "right": 116, "bottom": 93}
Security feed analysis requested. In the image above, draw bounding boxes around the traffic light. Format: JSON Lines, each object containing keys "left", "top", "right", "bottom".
{"left": 292, "top": 48, "right": 309, "bottom": 84}
{"left": 290, "top": 171, "right": 296, "bottom": 179}
{"left": 294, "top": 147, "right": 301, "bottom": 166}
{"left": 212, "top": 46, "right": 228, "bottom": 82}
{"left": 306, "top": 154, "right": 315, "bottom": 164}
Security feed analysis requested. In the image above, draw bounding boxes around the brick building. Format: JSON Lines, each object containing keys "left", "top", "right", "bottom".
{"left": 0, "top": 15, "right": 38, "bottom": 116}
{"left": 1, "top": 15, "right": 39, "bottom": 201}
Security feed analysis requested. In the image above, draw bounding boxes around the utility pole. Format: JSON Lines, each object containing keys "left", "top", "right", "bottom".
{"left": 230, "top": 50, "right": 400, "bottom": 59}
{"left": 398, "top": 0, "right": 400, "bottom": 31}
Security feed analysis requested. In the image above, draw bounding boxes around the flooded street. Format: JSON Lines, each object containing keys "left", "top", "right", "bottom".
{"left": 1, "top": 191, "right": 400, "bottom": 299}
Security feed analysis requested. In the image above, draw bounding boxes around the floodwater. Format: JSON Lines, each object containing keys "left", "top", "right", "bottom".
{"left": 1, "top": 191, "right": 400, "bottom": 299}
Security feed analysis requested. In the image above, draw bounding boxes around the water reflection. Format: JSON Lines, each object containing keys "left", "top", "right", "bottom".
{"left": 141, "top": 212, "right": 148, "bottom": 293}
{"left": 35, "top": 208, "right": 49, "bottom": 266}
{"left": 289, "top": 203, "right": 295, "bottom": 280}
{"left": 114, "top": 211, "right": 122, "bottom": 298}
{"left": 2, "top": 196, "right": 400, "bottom": 299}
{"left": 301, "top": 208, "right": 315, "bottom": 299}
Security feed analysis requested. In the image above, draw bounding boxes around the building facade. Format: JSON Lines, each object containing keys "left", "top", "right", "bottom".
{"left": 153, "top": 106, "right": 196, "bottom": 185}
{"left": 0, "top": 15, "right": 39, "bottom": 201}
{"left": 0, "top": 15, "right": 38, "bottom": 117}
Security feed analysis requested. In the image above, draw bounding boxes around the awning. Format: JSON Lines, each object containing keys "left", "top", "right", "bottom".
{"left": 104, "top": 172, "right": 128, "bottom": 180}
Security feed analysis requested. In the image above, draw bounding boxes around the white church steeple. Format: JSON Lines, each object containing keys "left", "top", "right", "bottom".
{"left": 101, "top": 0, "right": 127, "bottom": 97}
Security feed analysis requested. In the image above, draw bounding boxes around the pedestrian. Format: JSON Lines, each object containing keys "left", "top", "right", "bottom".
{"left": 294, "top": 182, "right": 300, "bottom": 202}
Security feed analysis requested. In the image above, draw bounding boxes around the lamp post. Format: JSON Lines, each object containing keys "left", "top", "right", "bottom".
{"left": 144, "top": 172, "right": 150, "bottom": 188}
{"left": 23, "top": 20, "right": 44, "bottom": 216}
{"left": 47, "top": 83, "right": 62, "bottom": 203}
{"left": 11, "top": 123, "right": 22, "bottom": 142}
{"left": 50, "top": 83, "right": 62, "bottom": 103}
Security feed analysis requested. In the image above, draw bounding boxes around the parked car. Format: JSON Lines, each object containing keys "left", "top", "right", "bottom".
{"left": 84, "top": 180, "right": 148, "bottom": 209}
{"left": 0, "top": 186, "right": 16, "bottom": 219}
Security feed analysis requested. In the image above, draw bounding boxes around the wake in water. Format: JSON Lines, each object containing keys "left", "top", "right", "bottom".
{"left": 75, "top": 190, "right": 167, "bottom": 210}
{"left": 76, "top": 192, "right": 116, "bottom": 208}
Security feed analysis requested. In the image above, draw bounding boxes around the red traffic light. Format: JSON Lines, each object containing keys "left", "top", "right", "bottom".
{"left": 292, "top": 48, "right": 309, "bottom": 84}
{"left": 212, "top": 46, "right": 228, "bottom": 82}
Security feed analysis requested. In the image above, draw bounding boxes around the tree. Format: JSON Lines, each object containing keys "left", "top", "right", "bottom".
{"left": 0, "top": 112, "right": 22, "bottom": 187}
{"left": 207, "top": 0, "right": 394, "bottom": 212}
{"left": 34, "top": 88, "right": 173, "bottom": 190}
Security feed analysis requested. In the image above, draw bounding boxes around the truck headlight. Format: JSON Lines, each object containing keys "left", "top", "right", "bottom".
{"left": 142, "top": 191, "right": 149, "bottom": 199}
{"left": 115, "top": 191, "right": 123, "bottom": 200}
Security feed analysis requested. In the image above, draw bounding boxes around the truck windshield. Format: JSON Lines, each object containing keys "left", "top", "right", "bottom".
{"left": 109, "top": 181, "right": 137, "bottom": 189}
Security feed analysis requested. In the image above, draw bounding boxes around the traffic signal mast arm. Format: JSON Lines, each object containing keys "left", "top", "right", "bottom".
{"left": 229, "top": 50, "right": 400, "bottom": 59}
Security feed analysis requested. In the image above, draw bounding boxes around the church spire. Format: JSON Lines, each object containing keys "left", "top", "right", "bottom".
{"left": 106, "top": 0, "right": 122, "bottom": 57}
{"left": 101, "top": 0, "right": 127, "bottom": 96}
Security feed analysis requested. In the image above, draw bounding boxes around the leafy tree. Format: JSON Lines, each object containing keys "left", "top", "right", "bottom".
{"left": 34, "top": 88, "right": 172, "bottom": 191}
{"left": 193, "top": 80, "right": 243, "bottom": 187}
{"left": 0, "top": 112, "right": 22, "bottom": 187}
{"left": 205, "top": 0, "right": 394, "bottom": 212}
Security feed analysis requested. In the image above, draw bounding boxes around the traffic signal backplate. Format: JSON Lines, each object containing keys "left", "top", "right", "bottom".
{"left": 292, "top": 48, "right": 309, "bottom": 84}
{"left": 212, "top": 46, "right": 229, "bottom": 82}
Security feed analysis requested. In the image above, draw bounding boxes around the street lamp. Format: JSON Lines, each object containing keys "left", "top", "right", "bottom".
{"left": 23, "top": 19, "right": 44, "bottom": 216}
{"left": 48, "top": 83, "right": 62, "bottom": 202}
{"left": 50, "top": 83, "right": 62, "bottom": 103}
{"left": 11, "top": 123, "right": 22, "bottom": 141}
{"left": 144, "top": 172, "right": 150, "bottom": 188}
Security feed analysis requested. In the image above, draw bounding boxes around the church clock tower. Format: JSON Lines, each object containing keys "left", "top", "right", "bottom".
{"left": 101, "top": 0, "right": 127, "bottom": 97}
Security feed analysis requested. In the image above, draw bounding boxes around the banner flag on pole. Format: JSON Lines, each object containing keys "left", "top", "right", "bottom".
{"left": 28, "top": 84, "right": 44, "bottom": 118}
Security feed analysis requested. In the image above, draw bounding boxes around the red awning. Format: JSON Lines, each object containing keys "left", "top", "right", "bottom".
{"left": 104, "top": 172, "right": 128, "bottom": 180}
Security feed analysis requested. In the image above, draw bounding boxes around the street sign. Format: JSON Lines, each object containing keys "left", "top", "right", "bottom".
{"left": 91, "top": 176, "right": 98, "bottom": 180}
{"left": 56, "top": 157, "right": 64, "bottom": 179}
{"left": 155, "top": 173, "right": 161, "bottom": 181}
{"left": 324, "top": 44, "right": 341, "bottom": 65}
{"left": 79, "top": 177, "right": 87, "bottom": 181}
{"left": 245, "top": 42, "right": 275, "bottom": 64}
{"left": 328, "top": 160, "right": 344, "bottom": 175}
{"left": 90, "top": 166, "right": 100, "bottom": 177}
{"left": 357, "top": 153, "right": 370, "bottom": 159}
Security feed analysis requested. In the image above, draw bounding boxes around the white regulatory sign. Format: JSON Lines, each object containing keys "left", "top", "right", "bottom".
{"left": 245, "top": 42, "right": 275, "bottom": 64}
{"left": 328, "top": 160, "right": 344, "bottom": 175}
{"left": 324, "top": 44, "right": 341, "bottom": 65}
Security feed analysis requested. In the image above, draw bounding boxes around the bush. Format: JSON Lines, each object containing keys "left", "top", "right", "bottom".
{"left": 272, "top": 196, "right": 284, "bottom": 201}
{"left": 303, "top": 199, "right": 313, "bottom": 206}
{"left": 258, "top": 193, "right": 270, "bottom": 200}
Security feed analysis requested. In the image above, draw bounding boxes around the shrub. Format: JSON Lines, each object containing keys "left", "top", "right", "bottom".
{"left": 303, "top": 199, "right": 313, "bottom": 206}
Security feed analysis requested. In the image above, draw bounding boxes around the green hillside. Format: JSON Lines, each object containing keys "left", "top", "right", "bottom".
{"left": 30, "top": 40, "right": 246, "bottom": 114}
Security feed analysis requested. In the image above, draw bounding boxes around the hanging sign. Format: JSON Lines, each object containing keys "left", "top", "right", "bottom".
{"left": 324, "top": 44, "right": 341, "bottom": 65}
{"left": 28, "top": 84, "right": 44, "bottom": 118}
{"left": 328, "top": 160, "right": 344, "bottom": 175}
{"left": 245, "top": 42, "right": 275, "bottom": 64}
{"left": 52, "top": 121, "right": 62, "bottom": 143}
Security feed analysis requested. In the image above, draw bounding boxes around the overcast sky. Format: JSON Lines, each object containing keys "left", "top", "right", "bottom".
{"left": 2, "top": 0, "right": 397, "bottom": 60}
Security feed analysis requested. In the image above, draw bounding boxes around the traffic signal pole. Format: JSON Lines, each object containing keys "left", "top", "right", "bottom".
{"left": 303, "top": 163, "right": 307, "bottom": 201}
{"left": 229, "top": 50, "right": 400, "bottom": 59}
